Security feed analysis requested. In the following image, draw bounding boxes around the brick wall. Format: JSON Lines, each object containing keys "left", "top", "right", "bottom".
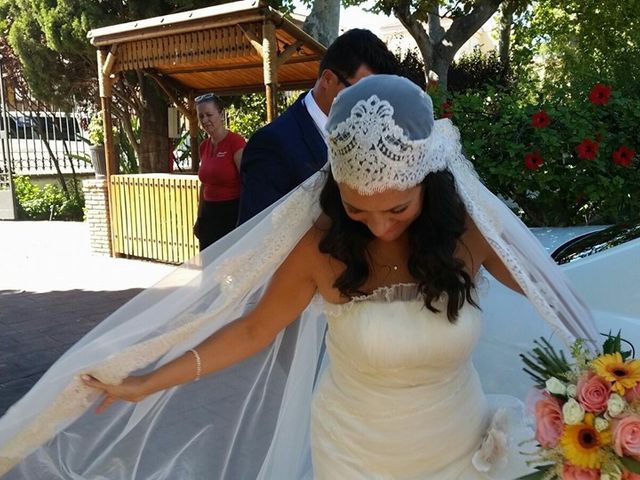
{"left": 82, "top": 178, "right": 112, "bottom": 256}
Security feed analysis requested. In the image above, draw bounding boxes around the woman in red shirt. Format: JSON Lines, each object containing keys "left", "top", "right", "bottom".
{"left": 193, "top": 93, "right": 246, "bottom": 250}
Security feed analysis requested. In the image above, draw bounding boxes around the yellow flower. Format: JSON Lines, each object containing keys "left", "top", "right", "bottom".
{"left": 592, "top": 352, "right": 640, "bottom": 395}
{"left": 561, "top": 413, "right": 611, "bottom": 469}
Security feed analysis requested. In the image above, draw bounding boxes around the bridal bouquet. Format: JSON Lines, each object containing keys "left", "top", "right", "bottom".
{"left": 519, "top": 333, "right": 640, "bottom": 480}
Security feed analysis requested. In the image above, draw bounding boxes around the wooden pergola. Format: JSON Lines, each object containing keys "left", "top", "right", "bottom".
{"left": 84, "top": 1, "right": 326, "bottom": 263}
{"left": 87, "top": 0, "right": 326, "bottom": 178}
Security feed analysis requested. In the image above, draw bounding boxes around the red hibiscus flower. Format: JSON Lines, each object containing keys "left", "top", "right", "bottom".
{"left": 531, "top": 111, "right": 551, "bottom": 128}
{"left": 576, "top": 138, "right": 600, "bottom": 160}
{"left": 524, "top": 150, "right": 544, "bottom": 170}
{"left": 612, "top": 146, "right": 636, "bottom": 167}
{"left": 589, "top": 83, "right": 612, "bottom": 105}
{"left": 441, "top": 102, "right": 453, "bottom": 119}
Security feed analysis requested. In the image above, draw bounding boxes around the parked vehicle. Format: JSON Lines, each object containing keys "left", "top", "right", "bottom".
{"left": 476, "top": 221, "right": 640, "bottom": 398}
{"left": 0, "top": 110, "right": 91, "bottom": 174}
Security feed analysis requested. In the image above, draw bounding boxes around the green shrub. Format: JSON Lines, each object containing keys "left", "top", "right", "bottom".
{"left": 14, "top": 176, "right": 84, "bottom": 221}
{"left": 226, "top": 92, "right": 299, "bottom": 140}
{"left": 436, "top": 82, "right": 640, "bottom": 226}
{"left": 448, "top": 48, "right": 512, "bottom": 93}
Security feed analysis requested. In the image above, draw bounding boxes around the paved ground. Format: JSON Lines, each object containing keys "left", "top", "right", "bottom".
{"left": 0, "top": 221, "right": 174, "bottom": 415}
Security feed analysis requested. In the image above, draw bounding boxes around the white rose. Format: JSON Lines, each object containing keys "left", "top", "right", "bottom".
{"left": 563, "top": 398, "right": 585, "bottom": 425}
{"left": 545, "top": 377, "right": 567, "bottom": 396}
{"left": 607, "top": 393, "right": 627, "bottom": 417}
{"left": 595, "top": 416, "right": 610, "bottom": 432}
{"left": 601, "top": 464, "right": 622, "bottom": 480}
{"left": 566, "top": 384, "right": 577, "bottom": 398}
{"left": 602, "top": 472, "right": 622, "bottom": 480}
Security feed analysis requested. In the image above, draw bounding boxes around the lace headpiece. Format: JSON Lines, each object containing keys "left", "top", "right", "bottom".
{"left": 327, "top": 75, "right": 439, "bottom": 194}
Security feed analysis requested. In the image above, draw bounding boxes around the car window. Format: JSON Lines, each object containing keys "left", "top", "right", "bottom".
{"left": 552, "top": 223, "right": 640, "bottom": 264}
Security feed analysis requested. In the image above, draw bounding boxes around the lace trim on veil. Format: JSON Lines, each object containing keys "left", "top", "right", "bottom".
{"left": 0, "top": 175, "right": 324, "bottom": 475}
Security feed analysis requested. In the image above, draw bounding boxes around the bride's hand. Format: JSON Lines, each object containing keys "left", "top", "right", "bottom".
{"left": 81, "top": 374, "right": 149, "bottom": 414}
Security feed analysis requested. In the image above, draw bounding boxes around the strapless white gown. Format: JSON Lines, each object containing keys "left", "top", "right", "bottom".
{"left": 310, "top": 284, "right": 535, "bottom": 479}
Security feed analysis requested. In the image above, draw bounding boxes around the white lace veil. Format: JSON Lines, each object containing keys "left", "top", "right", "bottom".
{"left": 0, "top": 75, "right": 598, "bottom": 479}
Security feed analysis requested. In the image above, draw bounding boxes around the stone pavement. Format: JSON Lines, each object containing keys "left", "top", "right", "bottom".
{"left": 0, "top": 221, "right": 174, "bottom": 415}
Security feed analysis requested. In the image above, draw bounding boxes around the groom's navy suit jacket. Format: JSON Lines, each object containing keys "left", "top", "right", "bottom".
{"left": 238, "top": 92, "right": 327, "bottom": 224}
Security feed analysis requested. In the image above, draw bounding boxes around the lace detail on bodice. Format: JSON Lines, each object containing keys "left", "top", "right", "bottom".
{"left": 323, "top": 283, "right": 422, "bottom": 317}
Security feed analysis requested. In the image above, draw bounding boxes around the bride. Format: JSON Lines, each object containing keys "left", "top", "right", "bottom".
{"left": 0, "top": 75, "right": 598, "bottom": 479}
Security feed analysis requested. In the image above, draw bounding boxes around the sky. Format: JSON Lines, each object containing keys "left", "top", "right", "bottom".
{"left": 292, "top": 0, "right": 393, "bottom": 36}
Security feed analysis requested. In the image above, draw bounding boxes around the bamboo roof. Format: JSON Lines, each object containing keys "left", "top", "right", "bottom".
{"left": 87, "top": 0, "right": 325, "bottom": 95}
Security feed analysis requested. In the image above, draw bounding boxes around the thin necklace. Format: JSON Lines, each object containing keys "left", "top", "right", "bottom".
{"left": 371, "top": 258, "right": 399, "bottom": 274}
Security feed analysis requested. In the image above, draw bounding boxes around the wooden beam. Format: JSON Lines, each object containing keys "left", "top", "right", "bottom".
{"left": 90, "top": 14, "right": 266, "bottom": 47}
{"left": 97, "top": 47, "right": 117, "bottom": 257}
{"left": 154, "top": 52, "right": 321, "bottom": 75}
{"left": 187, "top": 94, "right": 200, "bottom": 173}
{"left": 262, "top": 20, "right": 277, "bottom": 122}
{"left": 102, "top": 44, "right": 119, "bottom": 77}
{"left": 238, "top": 24, "right": 263, "bottom": 57}
{"left": 264, "top": 9, "right": 326, "bottom": 52}
{"left": 97, "top": 48, "right": 116, "bottom": 177}
{"left": 276, "top": 40, "right": 303, "bottom": 67}
{"left": 147, "top": 72, "right": 190, "bottom": 118}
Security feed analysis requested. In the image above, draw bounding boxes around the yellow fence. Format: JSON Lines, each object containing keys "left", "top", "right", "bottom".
{"left": 110, "top": 174, "right": 200, "bottom": 264}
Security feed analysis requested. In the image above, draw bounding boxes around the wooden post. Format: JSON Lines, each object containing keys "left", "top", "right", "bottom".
{"left": 262, "top": 20, "right": 278, "bottom": 122}
{"left": 97, "top": 48, "right": 117, "bottom": 178}
{"left": 97, "top": 47, "right": 117, "bottom": 255}
{"left": 188, "top": 95, "right": 200, "bottom": 173}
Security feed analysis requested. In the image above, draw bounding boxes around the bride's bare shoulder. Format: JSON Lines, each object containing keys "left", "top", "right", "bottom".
{"left": 288, "top": 214, "right": 330, "bottom": 261}
{"left": 298, "top": 214, "right": 331, "bottom": 248}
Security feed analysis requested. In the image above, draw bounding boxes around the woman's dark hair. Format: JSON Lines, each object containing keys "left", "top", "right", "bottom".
{"left": 318, "top": 170, "right": 478, "bottom": 322}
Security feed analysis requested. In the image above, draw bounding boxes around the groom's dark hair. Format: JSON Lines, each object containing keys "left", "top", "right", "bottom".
{"left": 318, "top": 170, "right": 478, "bottom": 322}
{"left": 319, "top": 29, "right": 401, "bottom": 79}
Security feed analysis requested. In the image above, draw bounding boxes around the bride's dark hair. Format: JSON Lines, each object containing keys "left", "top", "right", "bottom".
{"left": 318, "top": 170, "right": 478, "bottom": 322}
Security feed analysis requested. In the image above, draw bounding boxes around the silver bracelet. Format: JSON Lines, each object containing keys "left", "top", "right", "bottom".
{"left": 189, "top": 348, "right": 202, "bottom": 381}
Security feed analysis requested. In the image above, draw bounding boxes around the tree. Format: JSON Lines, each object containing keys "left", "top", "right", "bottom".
{"left": 0, "top": 37, "right": 82, "bottom": 202}
{"left": 497, "top": 0, "right": 530, "bottom": 69}
{"left": 342, "top": 0, "right": 509, "bottom": 90}
{"left": 511, "top": 0, "right": 640, "bottom": 96}
{"left": 302, "top": 0, "right": 340, "bottom": 47}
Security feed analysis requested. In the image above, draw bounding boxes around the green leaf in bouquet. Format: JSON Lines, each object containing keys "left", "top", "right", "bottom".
{"left": 521, "top": 338, "right": 571, "bottom": 388}
{"left": 622, "top": 456, "right": 640, "bottom": 474}
{"left": 602, "top": 330, "right": 634, "bottom": 360}
{"left": 515, "top": 465, "right": 555, "bottom": 479}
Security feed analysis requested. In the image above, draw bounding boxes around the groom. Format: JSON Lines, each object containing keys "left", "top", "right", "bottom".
{"left": 237, "top": 29, "right": 402, "bottom": 223}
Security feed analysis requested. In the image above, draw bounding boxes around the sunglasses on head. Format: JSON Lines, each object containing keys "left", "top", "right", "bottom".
{"left": 195, "top": 93, "right": 222, "bottom": 104}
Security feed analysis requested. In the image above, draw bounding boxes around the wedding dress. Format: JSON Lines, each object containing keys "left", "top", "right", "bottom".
{"left": 311, "top": 284, "right": 534, "bottom": 479}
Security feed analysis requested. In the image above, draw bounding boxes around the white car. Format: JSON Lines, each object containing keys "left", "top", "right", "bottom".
{"left": 475, "top": 223, "right": 640, "bottom": 398}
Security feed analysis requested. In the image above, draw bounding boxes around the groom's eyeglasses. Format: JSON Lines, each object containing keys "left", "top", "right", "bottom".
{"left": 330, "top": 69, "right": 352, "bottom": 88}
